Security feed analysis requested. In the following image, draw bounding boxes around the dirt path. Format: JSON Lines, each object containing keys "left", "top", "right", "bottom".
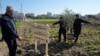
{"left": 0, "top": 42, "right": 8, "bottom": 56}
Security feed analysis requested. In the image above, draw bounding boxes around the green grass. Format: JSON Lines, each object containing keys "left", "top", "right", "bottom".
{"left": 16, "top": 21, "right": 24, "bottom": 28}
{"left": 33, "top": 19, "right": 58, "bottom": 23}
{"left": 0, "top": 19, "right": 100, "bottom": 56}
{"left": 10, "top": 19, "right": 100, "bottom": 56}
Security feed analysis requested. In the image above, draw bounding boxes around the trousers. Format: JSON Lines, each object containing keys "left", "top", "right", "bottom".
{"left": 4, "top": 39, "right": 17, "bottom": 56}
{"left": 58, "top": 29, "right": 66, "bottom": 41}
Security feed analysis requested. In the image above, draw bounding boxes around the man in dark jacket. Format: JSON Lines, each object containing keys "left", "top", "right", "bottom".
{"left": 53, "top": 17, "right": 67, "bottom": 42}
{"left": 73, "top": 14, "right": 91, "bottom": 43}
{"left": 0, "top": 6, "right": 22, "bottom": 56}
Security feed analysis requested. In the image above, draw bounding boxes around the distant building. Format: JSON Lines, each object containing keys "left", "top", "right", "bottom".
{"left": 96, "top": 13, "right": 100, "bottom": 19}
{"left": 36, "top": 13, "right": 62, "bottom": 19}
{"left": 36, "top": 14, "right": 47, "bottom": 18}
{"left": 82, "top": 15, "right": 89, "bottom": 19}
{"left": 47, "top": 12, "right": 52, "bottom": 17}
{"left": 13, "top": 11, "right": 25, "bottom": 20}
{"left": 25, "top": 13, "right": 34, "bottom": 18}
{"left": 53, "top": 14, "right": 62, "bottom": 18}
{"left": 19, "top": 13, "right": 26, "bottom": 20}
{"left": 13, "top": 11, "right": 19, "bottom": 18}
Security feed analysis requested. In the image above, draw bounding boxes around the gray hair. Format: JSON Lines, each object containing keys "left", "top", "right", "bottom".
{"left": 6, "top": 6, "right": 13, "bottom": 12}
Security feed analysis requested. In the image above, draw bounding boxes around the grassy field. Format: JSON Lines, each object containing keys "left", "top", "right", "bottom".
{"left": 15, "top": 19, "right": 100, "bottom": 56}
{"left": 33, "top": 19, "right": 58, "bottom": 23}
{"left": 0, "top": 19, "right": 100, "bottom": 56}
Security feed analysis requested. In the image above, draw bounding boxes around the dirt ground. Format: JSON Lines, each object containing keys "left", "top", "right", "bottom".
{"left": 0, "top": 21, "right": 100, "bottom": 56}
{"left": 0, "top": 42, "right": 8, "bottom": 56}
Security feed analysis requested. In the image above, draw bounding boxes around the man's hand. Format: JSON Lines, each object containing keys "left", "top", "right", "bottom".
{"left": 17, "top": 36, "right": 22, "bottom": 41}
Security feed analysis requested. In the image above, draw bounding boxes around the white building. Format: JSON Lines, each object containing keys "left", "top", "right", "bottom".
{"left": 13, "top": 11, "right": 19, "bottom": 18}
{"left": 53, "top": 14, "right": 62, "bottom": 18}
{"left": 96, "top": 13, "right": 100, "bottom": 19}
{"left": 19, "top": 13, "right": 26, "bottom": 20}
{"left": 13, "top": 11, "right": 26, "bottom": 20}
{"left": 47, "top": 12, "right": 52, "bottom": 17}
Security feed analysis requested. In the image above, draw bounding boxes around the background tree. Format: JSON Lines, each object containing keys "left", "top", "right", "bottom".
{"left": 62, "top": 8, "right": 75, "bottom": 34}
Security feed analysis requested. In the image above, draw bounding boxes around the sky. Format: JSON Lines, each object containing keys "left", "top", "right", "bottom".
{"left": 0, "top": 0, "right": 100, "bottom": 15}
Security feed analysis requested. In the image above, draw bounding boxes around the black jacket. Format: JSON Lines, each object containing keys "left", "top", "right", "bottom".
{"left": 73, "top": 18, "right": 90, "bottom": 34}
{"left": 53, "top": 21, "right": 66, "bottom": 30}
{"left": 0, "top": 14, "right": 19, "bottom": 40}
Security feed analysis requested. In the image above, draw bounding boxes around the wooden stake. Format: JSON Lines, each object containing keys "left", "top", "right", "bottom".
{"left": 45, "top": 40, "right": 49, "bottom": 56}
{"left": 35, "top": 40, "right": 38, "bottom": 54}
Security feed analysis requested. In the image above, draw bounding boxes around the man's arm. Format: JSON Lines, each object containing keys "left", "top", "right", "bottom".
{"left": 52, "top": 21, "right": 60, "bottom": 25}
{"left": 80, "top": 19, "right": 90, "bottom": 24}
